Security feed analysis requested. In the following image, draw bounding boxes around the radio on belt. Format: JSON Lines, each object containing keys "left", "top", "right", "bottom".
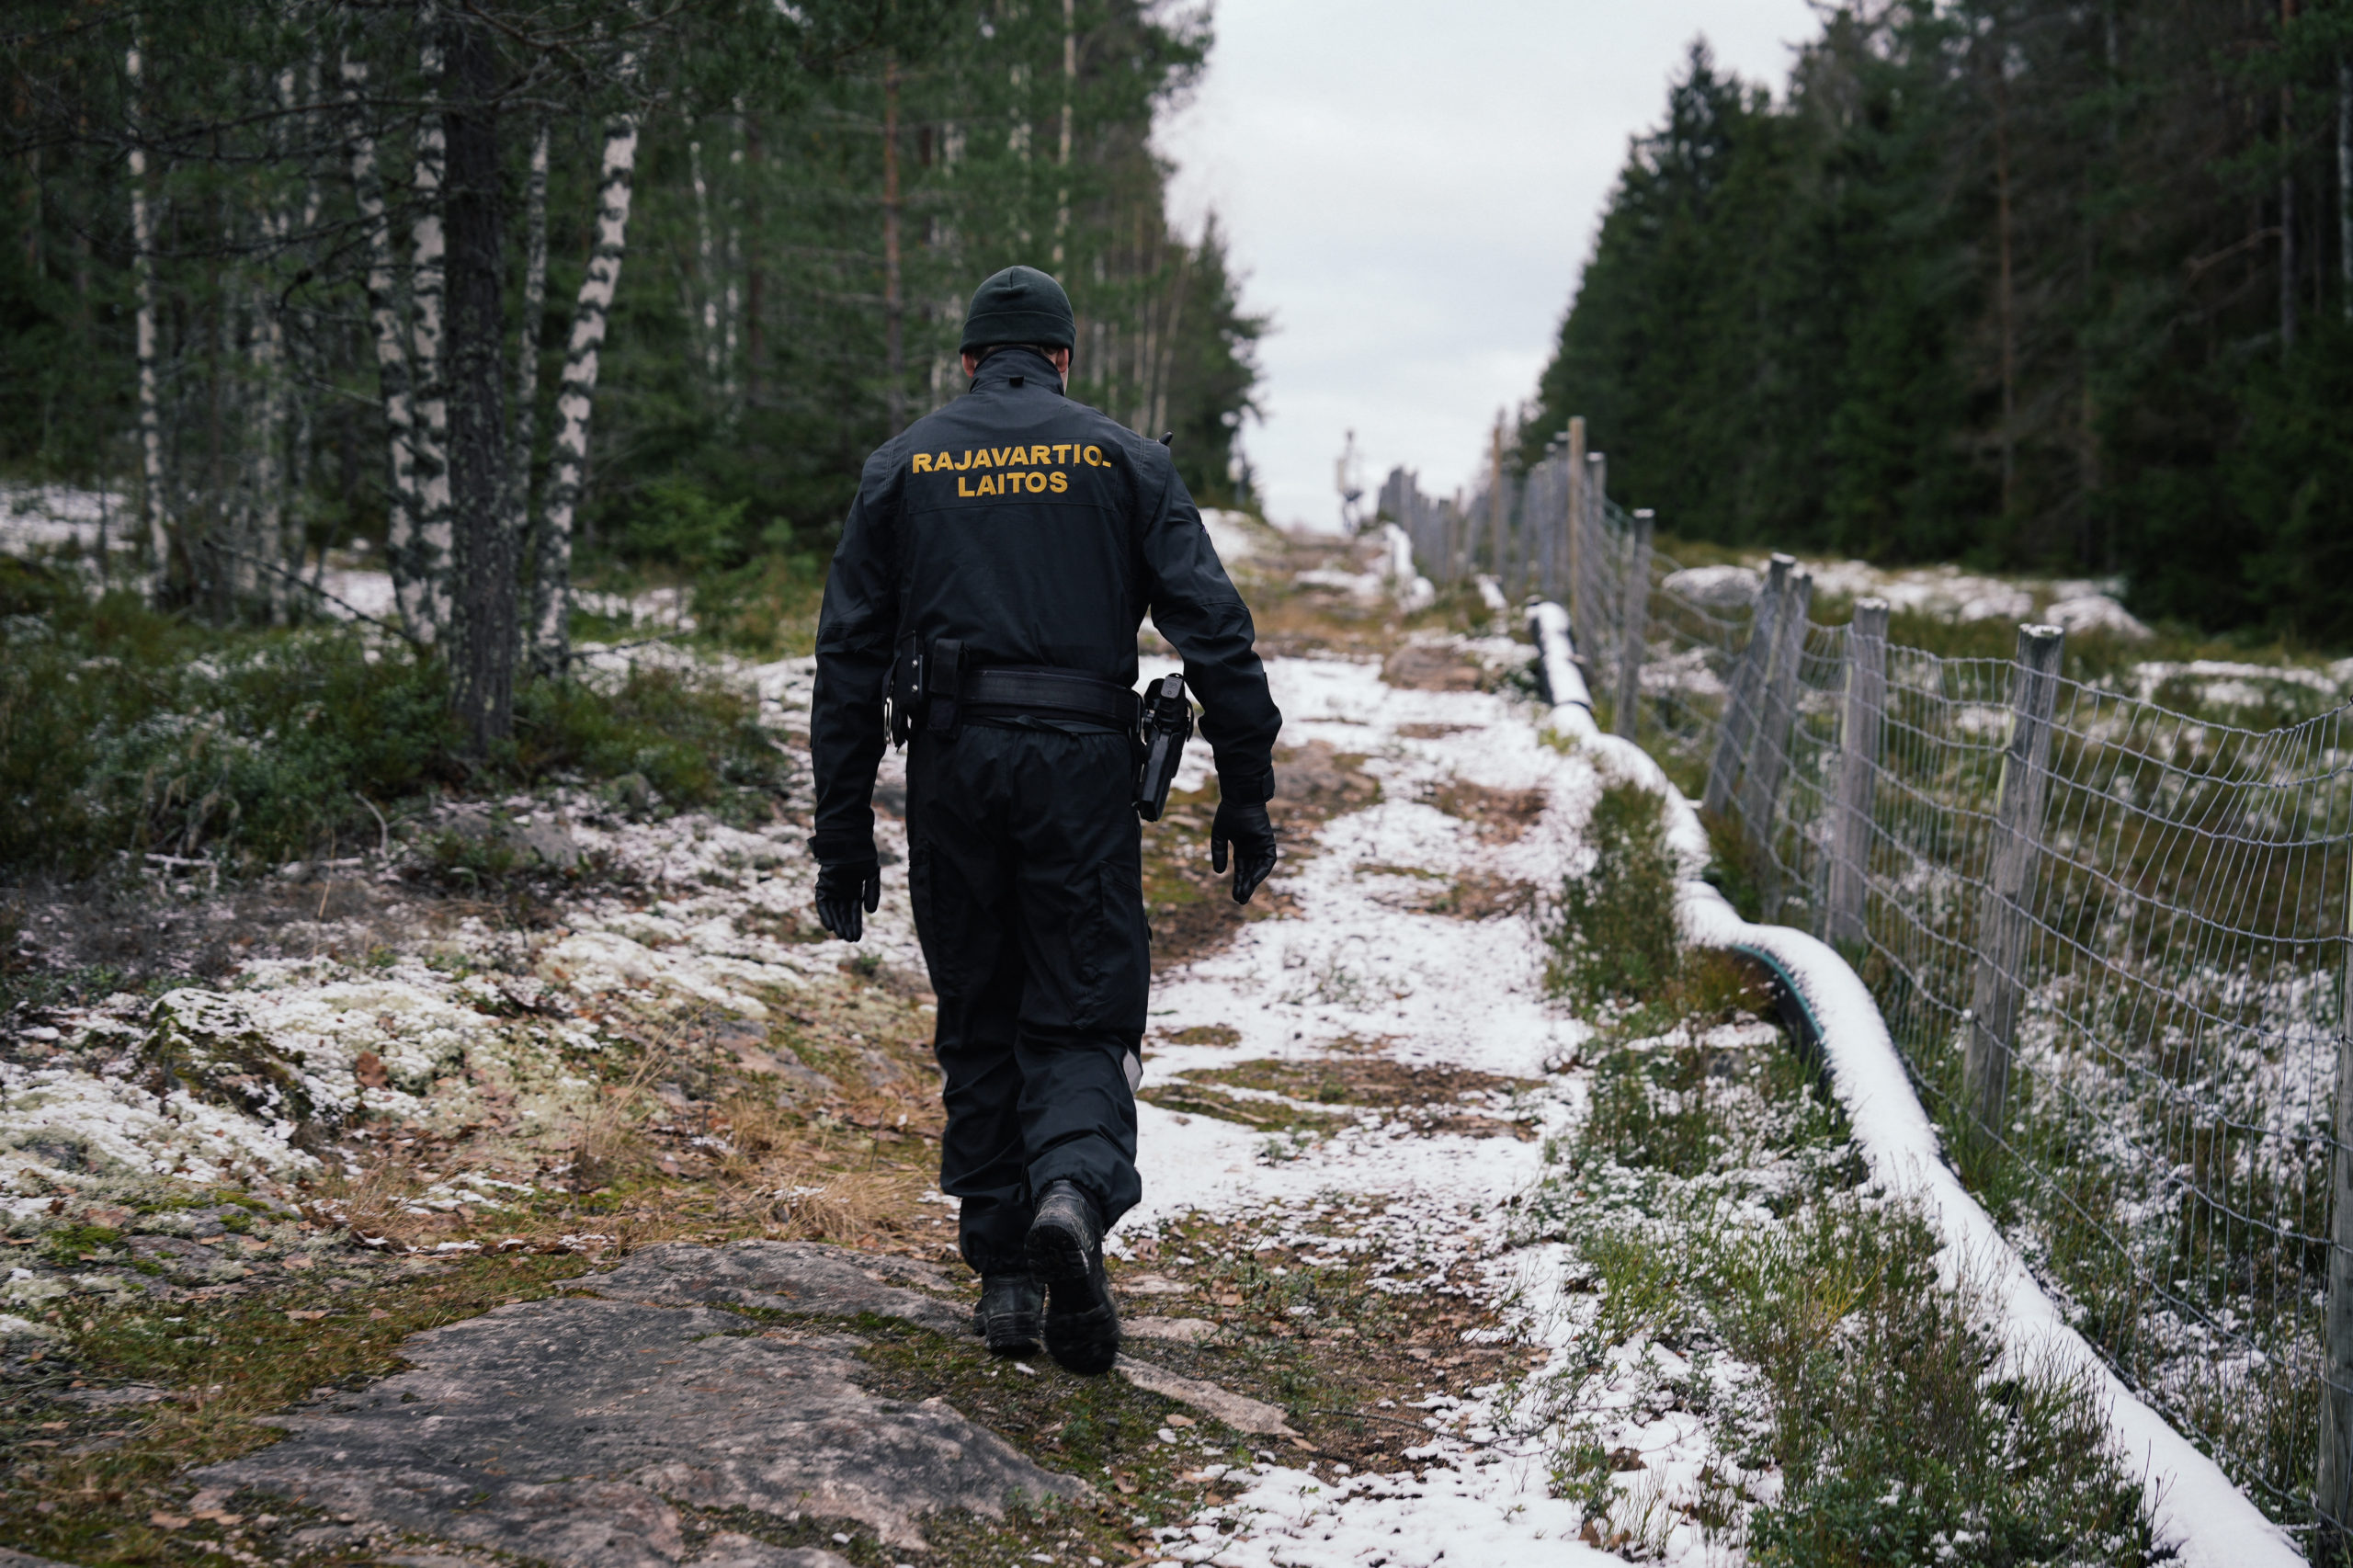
{"left": 1133, "top": 672, "right": 1193, "bottom": 822}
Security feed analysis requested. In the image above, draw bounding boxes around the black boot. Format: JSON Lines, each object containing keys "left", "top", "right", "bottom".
{"left": 1025, "top": 1180, "right": 1120, "bottom": 1376}
{"left": 974, "top": 1272, "right": 1043, "bottom": 1357}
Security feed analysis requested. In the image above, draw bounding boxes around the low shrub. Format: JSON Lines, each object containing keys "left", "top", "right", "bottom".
{"left": 1541, "top": 778, "right": 1681, "bottom": 1003}
{"left": 1522, "top": 964, "right": 2157, "bottom": 1564}
{"left": 0, "top": 561, "right": 791, "bottom": 875}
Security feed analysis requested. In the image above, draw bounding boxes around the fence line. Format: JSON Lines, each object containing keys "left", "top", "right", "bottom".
{"left": 1383, "top": 431, "right": 2353, "bottom": 1545}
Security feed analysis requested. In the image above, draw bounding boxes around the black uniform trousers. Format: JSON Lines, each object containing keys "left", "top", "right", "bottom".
{"left": 905, "top": 722, "right": 1150, "bottom": 1276}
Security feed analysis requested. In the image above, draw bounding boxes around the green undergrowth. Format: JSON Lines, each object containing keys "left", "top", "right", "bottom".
{"left": 1525, "top": 783, "right": 2161, "bottom": 1563}
{"left": 0, "top": 557, "right": 790, "bottom": 876}
{"left": 1541, "top": 778, "right": 1681, "bottom": 1004}
{"left": 569, "top": 546, "right": 827, "bottom": 660}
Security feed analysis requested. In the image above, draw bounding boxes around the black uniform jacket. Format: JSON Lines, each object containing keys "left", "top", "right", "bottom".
{"left": 809, "top": 347, "right": 1282, "bottom": 864}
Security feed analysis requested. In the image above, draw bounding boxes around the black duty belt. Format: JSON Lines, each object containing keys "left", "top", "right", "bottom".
{"left": 892, "top": 635, "right": 1142, "bottom": 742}
{"left": 960, "top": 666, "right": 1142, "bottom": 729}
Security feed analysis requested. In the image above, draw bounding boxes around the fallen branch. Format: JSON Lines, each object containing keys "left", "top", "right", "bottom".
{"left": 193, "top": 536, "right": 423, "bottom": 650}
{"left": 564, "top": 629, "right": 687, "bottom": 664}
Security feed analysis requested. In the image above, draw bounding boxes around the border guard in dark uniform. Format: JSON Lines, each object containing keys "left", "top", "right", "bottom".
{"left": 807, "top": 265, "right": 1282, "bottom": 1375}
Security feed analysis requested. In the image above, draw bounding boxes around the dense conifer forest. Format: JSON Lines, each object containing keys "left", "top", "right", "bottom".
{"left": 0, "top": 0, "right": 1259, "bottom": 649}
{"left": 1525, "top": 2, "right": 2353, "bottom": 644}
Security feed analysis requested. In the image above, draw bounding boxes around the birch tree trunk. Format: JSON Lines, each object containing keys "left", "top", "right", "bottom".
{"left": 252, "top": 66, "right": 295, "bottom": 621}
{"left": 341, "top": 55, "right": 417, "bottom": 619}
{"left": 506, "top": 117, "right": 550, "bottom": 581}
{"left": 128, "top": 37, "right": 171, "bottom": 597}
{"left": 690, "top": 135, "right": 719, "bottom": 384}
{"left": 533, "top": 60, "right": 642, "bottom": 675}
{"left": 247, "top": 284, "right": 287, "bottom": 619}
{"left": 405, "top": 19, "right": 452, "bottom": 643}
{"left": 444, "top": 11, "right": 511, "bottom": 753}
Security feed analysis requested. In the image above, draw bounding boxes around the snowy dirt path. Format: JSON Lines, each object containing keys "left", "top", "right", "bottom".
{"left": 1120, "top": 652, "right": 1649, "bottom": 1567}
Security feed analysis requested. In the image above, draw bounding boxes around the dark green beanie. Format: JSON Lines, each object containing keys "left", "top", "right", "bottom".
{"left": 959, "top": 265, "right": 1075, "bottom": 353}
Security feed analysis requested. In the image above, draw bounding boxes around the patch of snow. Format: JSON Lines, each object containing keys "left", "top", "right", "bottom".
{"left": 0, "top": 1312, "right": 61, "bottom": 1341}
{"left": 0, "top": 483, "right": 136, "bottom": 556}
{"left": 1379, "top": 523, "right": 1437, "bottom": 613}
{"left": 1174, "top": 1459, "right": 1616, "bottom": 1567}
{"left": 1292, "top": 568, "right": 1385, "bottom": 602}
{"left": 1201, "top": 508, "right": 1265, "bottom": 565}
{"left": 1660, "top": 563, "right": 1757, "bottom": 611}
{"left": 2043, "top": 593, "right": 2151, "bottom": 640}
{"left": 1798, "top": 559, "right": 2033, "bottom": 622}
{"left": 2129, "top": 657, "right": 2347, "bottom": 708}
{"left": 314, "top": 567, "right": 397, "bottom": 621}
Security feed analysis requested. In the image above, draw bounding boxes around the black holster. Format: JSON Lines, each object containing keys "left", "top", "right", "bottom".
{"left": 888, "top": 634, "right": 920, "bottom": 748}
{"left": 925, "top": 638, "right": 967, "bottom": 736}
{"left": 1134, "top": 672, "right": 1193, "bottom": 822}
{"left": 890, "top": 637, "right": 970, "bottom": 744}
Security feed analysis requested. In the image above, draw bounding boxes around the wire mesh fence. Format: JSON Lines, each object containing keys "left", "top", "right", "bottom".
{"left": 1383, "top": 437, "right": 2353, "bottom": 1547}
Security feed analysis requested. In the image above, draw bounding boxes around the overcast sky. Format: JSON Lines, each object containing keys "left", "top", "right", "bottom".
{"left": 1155, "top": 0, "right": 1820, "bottom": 531}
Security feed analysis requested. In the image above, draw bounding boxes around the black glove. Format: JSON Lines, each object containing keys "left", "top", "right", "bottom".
{"left": 813, "top": 858, "right": 881, "bottom": 943}
{"left": 1211, "top": 799, "right": 1279, "bottom": 904}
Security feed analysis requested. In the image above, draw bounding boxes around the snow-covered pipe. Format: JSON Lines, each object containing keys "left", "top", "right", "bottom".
{"left": 1526, "top": 601, "right": 1592, "bottom": 721}
{"left": 1528, "top": 601, "right": 2301, "bottom": 1568}
{"left": 1380, "top": 522, "right": 1435, "bottom": 613}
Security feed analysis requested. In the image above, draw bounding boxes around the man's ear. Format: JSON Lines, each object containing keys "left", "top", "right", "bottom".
{"left": 961, "top": 349, "right": 982, "bottom": 377}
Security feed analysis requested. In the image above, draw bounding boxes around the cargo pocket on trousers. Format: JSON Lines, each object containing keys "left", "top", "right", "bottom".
{"left": 1073, "top": 863, "right": 1150, "bottom": 1035}
{"left": 906, "top": 841, "right": 951, "bottom": 996}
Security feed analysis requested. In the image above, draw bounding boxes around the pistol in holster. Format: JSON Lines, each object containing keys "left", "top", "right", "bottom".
{"left": 1134, "top": 672, "right": 1193, "bottom": 822}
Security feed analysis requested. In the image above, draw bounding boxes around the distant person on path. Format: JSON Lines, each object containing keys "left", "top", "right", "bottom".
{"left": 807, "top": 265, "right": 1283, "bottom": 1375}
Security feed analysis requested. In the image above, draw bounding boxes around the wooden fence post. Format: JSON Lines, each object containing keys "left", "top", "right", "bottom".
{"left": 2321, "top": 852, "right": 2353, "bottom": 1530}
{"left": 1737, "top": 566, "right": 1815, "bottom": 874}
{"left": 1614, "top": 508, "right": 1654, "bottom": 741}
{"left": 1963, "top": 622, "right": 2066, "bottom": 1135}
{"left": 1828, "top": 598, "right": 1890, "bottom": 946}
{"left": 1704, "top": 554, "right": 1792, "bottom": 816}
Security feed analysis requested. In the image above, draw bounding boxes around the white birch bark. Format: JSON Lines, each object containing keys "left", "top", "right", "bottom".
{"left": 341, "top": 56, "right": 418, "bottom": 622}
{"left": 689, "top": 136, "right": 719, "bottom": 383}
{"left": 506, "top": 118, "right": 550, "bottom": 585}
{"left": 406, "top": 24, "right": 451, "bottom": 643}
{"left": 248, "top": 287, "right": 287, "bottom": 618}
{"left": 251, "top": 65, "right": 297, "bottom": 621}
{"left": 294, "top": 54, "right": 324, "bottom": 592}
{"left": 128, "top": 39, "right": 170, "bottom": 596}
{"left": 534, "top": 64, "right": 642, "bottom": 671}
